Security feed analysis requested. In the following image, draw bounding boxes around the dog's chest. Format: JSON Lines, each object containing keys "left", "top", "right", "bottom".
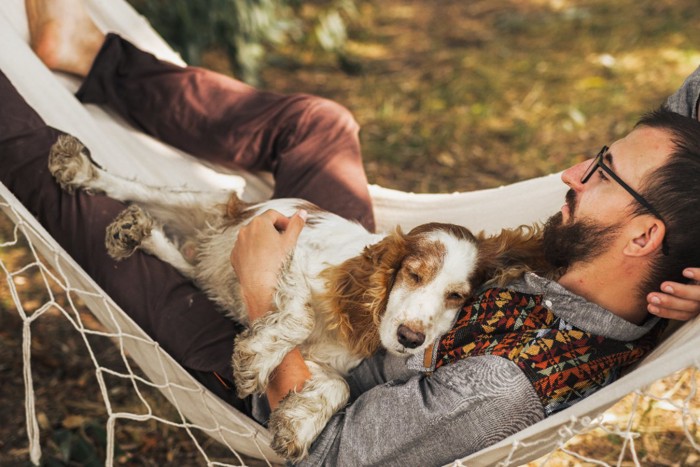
{"left": 300, "top": 325, "right": 364, "bottom": 375}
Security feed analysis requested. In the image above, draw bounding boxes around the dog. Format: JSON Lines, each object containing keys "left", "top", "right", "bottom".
{"left": 47, "top": 135, "right": 550, "bottom": 461}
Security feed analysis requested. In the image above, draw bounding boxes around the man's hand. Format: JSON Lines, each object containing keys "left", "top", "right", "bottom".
{"left": 647, "top": 267, "right": 700, "bottom": 321}
{"left": 230, "top": 209, "right": 311, "bottom": 409}
{"left": 230, "top": 209, "right": 307, "bottom": 321}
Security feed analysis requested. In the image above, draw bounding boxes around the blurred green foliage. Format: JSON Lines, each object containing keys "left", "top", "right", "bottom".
{"left": 126, "top": 0, "right": 358, "bottom": 84}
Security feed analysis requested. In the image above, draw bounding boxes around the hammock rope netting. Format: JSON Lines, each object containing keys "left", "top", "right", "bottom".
{"left": 2, "top": 189, "right": 699, "bottom": 467}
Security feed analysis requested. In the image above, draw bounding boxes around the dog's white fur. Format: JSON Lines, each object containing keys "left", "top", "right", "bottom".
{"left": 48, "top": 135, "right": 483, "bottom": 461}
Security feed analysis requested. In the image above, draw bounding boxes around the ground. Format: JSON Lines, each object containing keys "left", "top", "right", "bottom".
{"left": 1, "top": 0, "right": 699, "bottom": 465}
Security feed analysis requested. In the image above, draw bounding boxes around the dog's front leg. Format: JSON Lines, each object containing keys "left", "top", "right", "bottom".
{"left": 105, "top": 205, "right": 195, "bottom": 277}
{"left": 269, "top": 361, "right": 350, "bottom": 462}
{"left": 232, "top": 258, "right": 315, "bottom": 398}
{"left": 231, "top": 296, "right": 314, "bottom": 398}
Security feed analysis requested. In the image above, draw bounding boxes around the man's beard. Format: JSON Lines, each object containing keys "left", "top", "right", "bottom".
{"left": 542, "top": 189, "right": 621, "bottom": 270}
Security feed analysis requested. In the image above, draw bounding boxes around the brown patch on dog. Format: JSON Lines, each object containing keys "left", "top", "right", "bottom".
{"left": 223, "top": 197, "right": 328, "bottom": 229}
{"left": 221, "top": 192, "right": 255, "bottom": 227}
{"left": 473, "top": 224, "right": 557, "bottom": 290}
{"left": 395, "top": 236, "right": 445, "bottom": 290}
{"left": 290, "top": 200, "right": 326, "bottom": 227}
{"left": 443, "top": 283, "right": 473, "bottom": 308}
{"left": 319, "top": 229, "right": 409, "bottom": 357}
{"left": 400, "top": 319, "right": 426, "bottom": 335}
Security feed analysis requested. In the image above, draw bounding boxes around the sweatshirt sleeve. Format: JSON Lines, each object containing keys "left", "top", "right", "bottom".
{"left": 299, "top": 355, "right": 545, "bottom": 467}
{"left": 665, "top": 65, "right": 700, "bottom": 119}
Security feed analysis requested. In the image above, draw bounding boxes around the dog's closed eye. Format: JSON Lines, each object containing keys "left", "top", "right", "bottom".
{"left": 446, "top": 292, "right": 464, "bottom": 301}
{"left": 407, "top": 271, "right": 422, "bottom": 284}
{"left": 445, "top": 290, "right": 468, "bottom": 307}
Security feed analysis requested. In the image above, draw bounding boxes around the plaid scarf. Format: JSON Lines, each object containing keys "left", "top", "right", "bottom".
{"left": 430, "top": 288, "right": 665, "bottom": 416}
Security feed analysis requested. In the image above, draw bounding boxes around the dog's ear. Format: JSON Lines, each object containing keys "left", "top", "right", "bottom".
{"left": 474, "top": 224, "right": 553, "bottom": 288}
{"left": 365, "top": 230, "right": 409, "bottom": 301}
{"left": 363, "top": 227, "right": 407, "bottom": 268}
{"left": 320, "top": 229, "right": 408, "bottom": 357}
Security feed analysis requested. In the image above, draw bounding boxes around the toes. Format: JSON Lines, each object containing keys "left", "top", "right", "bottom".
{"left": 268, "top": 394, "right": 318, "bottom": 463}
{"left": 269, "top": 410, "right": 308, "bottom": 463}
{"left": 231, "top": 330, "right": 269, "bottom": 398}
{"left": 105, "top": 206, "right": 153, "bottom": 260}
{"left": 48, "top": 134, "right": 98, "bottom": 193}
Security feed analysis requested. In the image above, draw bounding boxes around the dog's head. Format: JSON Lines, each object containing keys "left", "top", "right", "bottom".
{"left": 323, "top": 222, "right": 481, "bottom": 358}
{"left": 375, "top": 223, "right": 480, "bottom": 356}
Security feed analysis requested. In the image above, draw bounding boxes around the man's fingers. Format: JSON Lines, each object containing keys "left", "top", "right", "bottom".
{"left": 683, "top": 267, "right": 700, "bottom": 281}
{"left": 647, "top": 303, "right": 697, "bottom": 321}
{"left": 281, "top": 210, "right": 307, "bottom": 245}
{"left": 648, "top": 284, "right": 700, "bottom": 321}
{"left": 259, "top": 209, "right": 290, "bottom": 229}
{"left": 659, "top": 280, "right": 700, "bottom": 301}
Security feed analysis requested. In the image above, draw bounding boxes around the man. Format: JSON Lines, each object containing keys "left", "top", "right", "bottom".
{"left": 231, "top": 108, "right": 700, "bottom": 465}
{"left": 5, "top": 0, "right": 699, "bottom": 464}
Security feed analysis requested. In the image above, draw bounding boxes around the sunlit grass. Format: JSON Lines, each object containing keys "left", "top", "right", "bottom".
{"left": 254, "top": 0, "right": 699, "bottom": 193}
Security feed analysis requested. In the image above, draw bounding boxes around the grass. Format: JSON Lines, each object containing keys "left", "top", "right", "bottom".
{"left": 1, "top": 0, "right": 700, "bottom": 465}
{"left": 245, "top": 0, "right": 700, "bottom": 193}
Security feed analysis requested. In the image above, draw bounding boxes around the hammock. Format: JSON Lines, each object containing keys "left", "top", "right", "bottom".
{"left": 0, "top": 1, "right": 697, "bottom": 465}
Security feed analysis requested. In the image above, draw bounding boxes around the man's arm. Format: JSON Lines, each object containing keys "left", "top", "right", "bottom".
{"left": 229, "top": 208, "right": 312, "bottom": 408}
{"left": 301, "top": 355, "right": 544, "bottom": 466}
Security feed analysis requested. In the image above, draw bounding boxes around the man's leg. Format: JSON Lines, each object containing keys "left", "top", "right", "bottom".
{"left": 27, "top": 0, "right": 375, "bottom": 231}
{"left": 0, "top": 68, "right": 249, "bottom": 413}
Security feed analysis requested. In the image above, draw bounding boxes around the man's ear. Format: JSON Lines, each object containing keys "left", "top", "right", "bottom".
{"left": 623, "top": 217, "right": 666, "bottom": 257}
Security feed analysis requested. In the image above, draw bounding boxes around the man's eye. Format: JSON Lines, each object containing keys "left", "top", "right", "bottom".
{"left": 597, "top": 169, "right": 609, "bottom": 182}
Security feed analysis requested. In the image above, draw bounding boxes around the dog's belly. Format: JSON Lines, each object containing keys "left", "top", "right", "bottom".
{"left": 192, "top": 224, "right": 249, "bottom": 322}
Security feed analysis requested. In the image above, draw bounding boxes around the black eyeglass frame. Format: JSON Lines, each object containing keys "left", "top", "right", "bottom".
{"left": 581, "top": 145, "right": 669, "bottom": 255}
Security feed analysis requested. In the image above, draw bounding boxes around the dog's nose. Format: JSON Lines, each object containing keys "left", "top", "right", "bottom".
{"left": 397, "top": 325, "right": 425, "bottom": 349}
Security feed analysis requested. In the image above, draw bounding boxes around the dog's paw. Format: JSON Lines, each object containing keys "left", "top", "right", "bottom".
{"left": 48, "top": 135, "right": 100, "bottom": 193}
{"left": 268, "top": 366, "right": 350, "bottom": 462}
{"left": 105, "top": 205, "right": 153, "bottom": 261}
{"left": 268, "top": 393, "right": 314, "bottom": 463}
{"left": 231, "top": 328, "right": 270, "bottom": 398}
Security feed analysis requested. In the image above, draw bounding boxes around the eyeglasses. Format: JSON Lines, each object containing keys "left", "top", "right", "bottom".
{"left": 581, "top": 145, "right": 668, "bottom": 255}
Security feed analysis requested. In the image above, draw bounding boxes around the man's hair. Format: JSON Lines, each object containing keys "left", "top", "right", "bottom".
{"left": 634, "top": 107, "right": 700, "bottom": 299}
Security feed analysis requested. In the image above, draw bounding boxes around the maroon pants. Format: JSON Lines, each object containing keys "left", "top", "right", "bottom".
{"left": 78, "top": 34, "right": 375, "bottom": 231}
{"left": 0, "top": 34, "right": 373, "bottom": 413}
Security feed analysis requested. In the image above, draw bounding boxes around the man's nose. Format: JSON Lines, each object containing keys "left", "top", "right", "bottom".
{"left": 561, "top": 159, "right": 592, "bottom": 191}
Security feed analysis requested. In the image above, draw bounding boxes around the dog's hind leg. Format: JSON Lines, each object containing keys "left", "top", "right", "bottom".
{"left": 49, "top": 134, "right": 231, "bottom": 214}
{"left": 268, "top": 362, "right": 350, "bottom": 462}
{"left": 49, "top": 134, "right": 233, "bottom": 242}
{"left": 50, "top": 134, "right": 156, "bottom": 200}
{"left": 106, "top": 205, "right": 195, "bottom": 277}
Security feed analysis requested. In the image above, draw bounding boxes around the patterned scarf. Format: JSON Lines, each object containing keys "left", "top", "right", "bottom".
{"left": 430, "top": 288, "right": 666, "bottom": 416}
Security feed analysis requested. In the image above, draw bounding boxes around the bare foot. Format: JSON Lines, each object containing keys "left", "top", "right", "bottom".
{"left": 25, "top": 0, "right": 105, "bottom": 76}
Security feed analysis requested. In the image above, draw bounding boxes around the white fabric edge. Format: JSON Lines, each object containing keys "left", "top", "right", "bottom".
{"left": 0, "top": 183, "right": 283, "bottom": 463}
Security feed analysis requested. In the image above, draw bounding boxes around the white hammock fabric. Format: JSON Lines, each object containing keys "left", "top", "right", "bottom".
{"left": 0, "top": 1, "right": 698, "bottom": 465}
